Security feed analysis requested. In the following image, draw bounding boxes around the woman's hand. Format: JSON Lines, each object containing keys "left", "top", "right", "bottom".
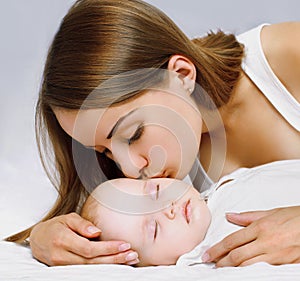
{"left": 30, "top": 213, "right": 139, "bottom": 266}
{"left": 202, "top": 206, "right": 300, "bottom": 267}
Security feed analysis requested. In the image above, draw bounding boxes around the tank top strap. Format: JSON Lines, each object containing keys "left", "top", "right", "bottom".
{"left": 189, "top": 158, "right": 214, "bottom": 193}
{"left": 237, "top": 24, "right": 300, "bottom": 132}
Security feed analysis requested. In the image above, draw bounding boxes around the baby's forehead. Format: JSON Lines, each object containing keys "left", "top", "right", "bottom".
{"left": 94, "top": 178, "right": 145, "bottom": 194}
{"left": 90, "top": 179, "right": 147, "bottom": 211}
{"left": 94, "top": 177, "right": 190, "bottom": 194}
{"left": 90, "top": 177, "right": 195, "bottom": 215}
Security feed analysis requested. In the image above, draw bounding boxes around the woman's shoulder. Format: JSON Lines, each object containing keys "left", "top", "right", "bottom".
{"left": 261, "top": 21, "right": 300, "bottom": 45}
{"left": 261, "top": 22, "right": 300, "bottom": 103}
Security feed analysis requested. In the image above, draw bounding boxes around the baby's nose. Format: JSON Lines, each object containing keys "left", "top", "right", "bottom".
{"left": 163, "top": 202, "right": 177, "bottom": 220}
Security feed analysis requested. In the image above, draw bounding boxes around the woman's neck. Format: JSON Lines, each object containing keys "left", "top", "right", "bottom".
{"left": 200, "top": 72, "right": 300, "bottom": 180}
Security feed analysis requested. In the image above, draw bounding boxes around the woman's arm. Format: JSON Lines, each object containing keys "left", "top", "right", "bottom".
{"left": 202, "top": 206, "right": 300, "bottom": 266}
{"left": 30, "top": 213, "right": 139, "bottom": 266}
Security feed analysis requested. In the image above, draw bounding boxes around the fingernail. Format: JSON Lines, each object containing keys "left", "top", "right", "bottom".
{"left": 125, "top": 252, "right": 138, "bottom": 262}
{"left": 119, "top": 243, "right": 131, "bottom": 252}
{"left": 87, "top": 226, "right": 101, "bottom": 234}
{"left": 127, "top": 258, "right": 140, "bottom": 265}
{"left": 202, "top": 253, "right": 210, "bottom": 263}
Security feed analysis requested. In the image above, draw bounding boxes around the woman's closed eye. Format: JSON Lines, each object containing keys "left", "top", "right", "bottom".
{"left": 128, "top": 124, "right": 144, "bottom": 145}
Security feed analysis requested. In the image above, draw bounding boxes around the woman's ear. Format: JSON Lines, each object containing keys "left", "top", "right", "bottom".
{"left": 167, "top": 55, "right": 196, "bottom": 94}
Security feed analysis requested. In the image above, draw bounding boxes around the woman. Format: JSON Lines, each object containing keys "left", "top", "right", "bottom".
{"left": 7, "top": 0, "right": 300, "bottom": 267}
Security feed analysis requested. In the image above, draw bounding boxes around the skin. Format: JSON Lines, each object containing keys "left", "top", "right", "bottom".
{"left": 31, "top": 22, "right": 300, "bottom": 266}
{"left": 54, "top": 78, "right": 203, "bottom": 180}
{"left": 29, "top": 213, "right": 137, "bottom": 266}
{"left": 81, "top": 178, "right": 211, "bottom": 266}
{"left": 202, "top": 22, "right": 300, "bottom": 266}
{"left": 207, "top": 207, "right": 300, "bottom": 266}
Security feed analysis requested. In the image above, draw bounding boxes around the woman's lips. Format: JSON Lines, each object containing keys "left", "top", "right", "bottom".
{"left": 182, "top": 199, "right": 191, "bottom": 224}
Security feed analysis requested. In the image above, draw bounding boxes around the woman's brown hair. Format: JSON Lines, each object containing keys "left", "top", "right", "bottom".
{"left": 6, "top": 0, "right": 243, "bottom": 243}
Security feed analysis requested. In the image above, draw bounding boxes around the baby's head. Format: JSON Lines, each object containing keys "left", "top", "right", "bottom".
{"left": 81, "top": 178, "right": 211, "bottom": 266}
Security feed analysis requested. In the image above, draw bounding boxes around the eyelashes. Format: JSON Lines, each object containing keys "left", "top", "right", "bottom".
{"left": 154, "top": 220, "right": 158, "bottom": 240}
{"left": 149, "top": 184, "right": 160, "bottom": 201}
{"left": 98, "top": 123, "right": 145, "bottom": 157}
{"left": 152, "top": 185, "right": 160, "bottom": 241}
{"left": 149, "top": 219, "right": 159, "bottom": 241}
{"left": 128, "top": 123, "right": 144, "bottom": 145}
{"left": 155, "top": 184, "right": 160, "bottom": 200}
{"left": 146, "top": 183, "right": 160, "bottom": 241}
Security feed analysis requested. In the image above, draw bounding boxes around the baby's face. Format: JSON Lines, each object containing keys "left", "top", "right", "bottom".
{"left": 88, "top": 178, "right": 211, "bottom": 266}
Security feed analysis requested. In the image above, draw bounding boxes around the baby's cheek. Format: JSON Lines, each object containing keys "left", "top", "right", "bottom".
{"left": 153, "top": 244, "right": 183, "bottom": 265}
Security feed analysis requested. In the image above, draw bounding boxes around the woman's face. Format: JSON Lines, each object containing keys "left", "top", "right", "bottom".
{"left": 87, "top": 178, "right": 211, "bottom": 266}
{"left": 54, "top": 87, "right": 203, "bottom": 180}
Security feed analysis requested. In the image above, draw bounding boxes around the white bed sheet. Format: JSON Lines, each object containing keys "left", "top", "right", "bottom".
{"left": 1, "top": 241, "right": 300, "bottom": 281}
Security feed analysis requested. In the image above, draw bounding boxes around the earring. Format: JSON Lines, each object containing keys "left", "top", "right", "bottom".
{"left": 188, "top": 88, "right": 193, "bottom": 93}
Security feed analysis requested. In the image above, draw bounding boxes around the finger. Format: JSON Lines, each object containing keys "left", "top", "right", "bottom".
{"left": 63, "top": 213, "right": 102, "bottom": 238}
{"left": 85, "top": 250, "right": 140, "bottom": 265}
{"left": 239, "top": 254, "right": 268, "bottom": 267}
{"left": 240, "top": 247, "right": 300, "bottom": 267}
{"left": 215, "top": 240, "right": 264, "bottom": 267}
{"left": 46, "top": 249, "right": 87, "bottom": 266}
{"left": 72, "top": 240, "right": 135, "bottom": 258}
{"left": 203, "top": 226, "right": 257, "bottom": 262}
{"left": 61, "top": 229, "right": 133, "bottom": 258}
{"left": 226, "top": 209, "right": 278, "bottom": 227}
{"left": 47, "top": 249, "right": 138, "bottom": 266}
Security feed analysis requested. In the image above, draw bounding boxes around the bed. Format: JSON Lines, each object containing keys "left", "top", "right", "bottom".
{"left": 1, "top": 241, "right": 300, "bottom": 281}
{"left": 2, "top": 0, "right": 300, "bottom": 279}
{"left": 1, "top": 157, "right": 300, "bottom": 281}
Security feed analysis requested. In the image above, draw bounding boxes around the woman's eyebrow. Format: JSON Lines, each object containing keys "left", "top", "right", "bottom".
{"left": 107, "top": 109, "right": 138, "bottom": 139}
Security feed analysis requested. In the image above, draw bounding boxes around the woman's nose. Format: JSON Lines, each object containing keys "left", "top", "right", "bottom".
{"left": 113, "top": 148, "right": 148, "bottom": 179}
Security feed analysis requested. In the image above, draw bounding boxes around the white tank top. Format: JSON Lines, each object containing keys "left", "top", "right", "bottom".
{"left": 237, "top": 23, "right": 300, "bottom": 132}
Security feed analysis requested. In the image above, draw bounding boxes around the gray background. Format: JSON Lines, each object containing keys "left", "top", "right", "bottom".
{"left": 0, "top": 0, "right": 299, "bottom": 238}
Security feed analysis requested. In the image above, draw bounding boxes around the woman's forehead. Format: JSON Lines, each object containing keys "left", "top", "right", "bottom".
{"left": 54, "top": 88, "right": 188, "bottom": 130}
{"left": 54, "top": 107, "right": 118, "bottom": 144}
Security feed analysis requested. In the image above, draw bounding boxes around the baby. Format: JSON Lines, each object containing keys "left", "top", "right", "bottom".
{"left": 81, "top": 160, "right": 300, "bottom": 267}
{"left": 81, "top": 177, "right": 211, "bottom": 266}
